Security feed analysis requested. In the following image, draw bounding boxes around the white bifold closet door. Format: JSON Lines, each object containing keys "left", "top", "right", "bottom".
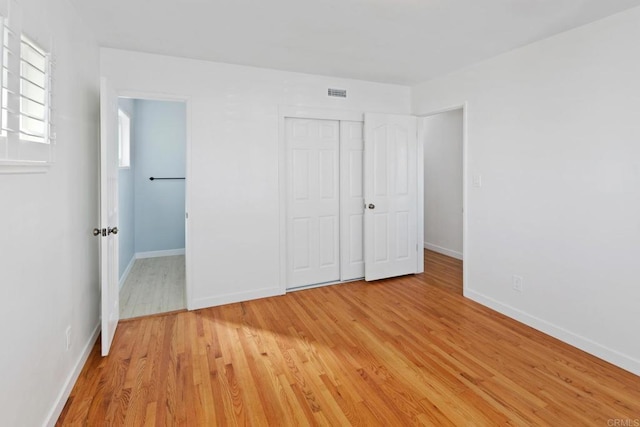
{"left": 286, "top": 118, "right": 341, "bottom": 289}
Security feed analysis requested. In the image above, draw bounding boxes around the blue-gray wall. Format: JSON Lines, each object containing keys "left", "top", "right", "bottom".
{"left": 134, "top": 100, "right": 186, "bottom": 254}
{"left": 118, "top": 98, "right": 136, "bottom": 279}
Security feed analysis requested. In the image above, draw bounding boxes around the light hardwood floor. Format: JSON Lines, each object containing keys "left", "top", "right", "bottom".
{"left": 58, "top": 250, "right": 640, "bottom": 425}
{"left": 119, "top": 255, "right": 186, "bottom": 319}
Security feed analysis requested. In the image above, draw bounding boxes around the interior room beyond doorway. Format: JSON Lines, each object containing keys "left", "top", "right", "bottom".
{"left": 422, "top": 108, "right": 464, "bottom": 292}
{"left": 117, "top": 97, "right": 187, "bottom": 319}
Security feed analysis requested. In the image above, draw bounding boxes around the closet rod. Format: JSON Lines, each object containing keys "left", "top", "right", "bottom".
{"left": 149, "top": 177, "right": 185, "bottom": 181}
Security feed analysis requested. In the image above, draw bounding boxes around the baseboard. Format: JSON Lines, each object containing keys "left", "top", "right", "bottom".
{"left": 424, "top": 242, "right": 463, "bottom": 260}
{"left": 287, "top": 277, "right": 364, "bottom": 293}
{"left": 464, "top": 288, "right": 640, "bottom": 376}
{"left": 190, "top": 287, "right": 284, "bottom": 311}
{"left": 44, "top": 322, "right": 100, "bottom": 427}
{"left": 119, "top": 255, "right": 136, "bottom": 290}
{"left": 136, "top": 248, "right": 185, "bottom": 259}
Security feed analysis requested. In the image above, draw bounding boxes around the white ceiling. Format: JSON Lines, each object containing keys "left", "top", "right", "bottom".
{"left": 69, "top": 0, "right": 640, "bottom": 85}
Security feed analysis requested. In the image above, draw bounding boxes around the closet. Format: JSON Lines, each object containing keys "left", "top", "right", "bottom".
{"left": 284, "top": 113, "right": 419, "bottom": 290}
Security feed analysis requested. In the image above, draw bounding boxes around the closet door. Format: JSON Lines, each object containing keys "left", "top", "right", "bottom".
{"left": 286, "top": 118, "right": 340, "bottom": 289}
{"left": 340, "top": 121, "right": 365, "bottom": 281}
{"left": 364, "top": 113, "right": 418, "bottom": 281}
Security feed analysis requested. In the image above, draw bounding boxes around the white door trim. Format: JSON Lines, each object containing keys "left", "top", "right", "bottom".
{"left": 416, "top": 117, "right": 425, "bottom": 273}
{"left": 416, "top": 102, "right": 469, "bottom": 295}
{"left": 117, "top": 90, "right": 195, "bottom": 310}
{"left": 278, "top": 106, "right": 365, "bottom": 294}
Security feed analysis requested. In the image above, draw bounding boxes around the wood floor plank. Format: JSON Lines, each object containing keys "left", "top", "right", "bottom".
{"left": 57, "top": 250, "right": 640, "bottom": 426}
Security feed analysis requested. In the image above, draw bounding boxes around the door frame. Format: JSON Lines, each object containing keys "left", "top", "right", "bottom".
{"left": 117, "top": 89, "right": 194, "bottom": 309}
{"left": 416, "top": 102, "right": 469, "bottom": 295}
{"left": 278, "top": 106, "right": 364, "bottom": 293}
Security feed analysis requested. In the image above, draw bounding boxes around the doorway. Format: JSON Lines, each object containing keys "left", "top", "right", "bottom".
{"left": 421, "top": 108, "right": 464, "bottom": 293}
{"left": 117, "top": 97, "right": 188, "bottom": 318}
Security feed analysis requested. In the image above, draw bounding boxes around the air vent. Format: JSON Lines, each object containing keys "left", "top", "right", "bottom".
{"left": 328, "top": 88, "right": 347, "bottom": 98}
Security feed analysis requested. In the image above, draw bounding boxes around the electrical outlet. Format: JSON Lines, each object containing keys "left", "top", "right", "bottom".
{"left": 512, "top": 275, "right": 523, "bottom": 292}
{"left": 473, "top": 174, "right": 482, "bottom": 188}
{"left": 65, "top": 326, "right": 72, "bottom": 351}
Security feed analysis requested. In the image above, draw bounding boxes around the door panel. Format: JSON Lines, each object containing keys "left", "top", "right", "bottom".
{"left": 373, "top": 127, "right": 388, "bottom": 196}
{"left": 349, "top": 215, "right": 364, "bottom": 262}
{"left": 374, "top": 213, "right": 389, "bottom": 262}
{"left": 397, "top": 211, "right": 410, "bottom": 259}
{"left": 319, "top": 215, "right": 337, "bottom": 266}
{"left": 364, "top": 113, "right": 418, "bottom": 281}
{"left": 349, "top": 152, "right": 363, "bottom": 197}
{"left": 292, "top": 150, "right": 310, "bottom": 200}
{"left": 99, "top": 78, "right": 120, "bottom": 356}
{"left": 319, "top": 150, "right": 336, "bottom": 199}
{"left": 292, "top": 218, "right": 311, "bottom": 270}
{"left": 286, "top": 118, "right": 340, "bottom": 288}
{"left": 340, "top": 121, "right": 365, "bottom": 281}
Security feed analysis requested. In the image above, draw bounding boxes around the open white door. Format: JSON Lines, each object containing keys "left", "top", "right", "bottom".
{"left": 364, "top": 113, "right": 418, "bottom": 281}
{"left": 99, "top": 77, "right": 120, "bottom": 356}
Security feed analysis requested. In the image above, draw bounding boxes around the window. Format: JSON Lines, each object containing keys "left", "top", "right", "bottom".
{"left": 0, "top": 9, "right": 53, "bottom": 172}
{"left": 118, "top": 109, "right": 130, "bottom": 168}
{"left": 0, "top": 16, "right": 15, "bottom": 141}
{"left": 19, "top": 35, "right": 49, "bottom": 144}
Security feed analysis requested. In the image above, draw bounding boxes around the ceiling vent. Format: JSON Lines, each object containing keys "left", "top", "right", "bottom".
{"left": 328, "top": 88, "right": 347, "bottom": 98}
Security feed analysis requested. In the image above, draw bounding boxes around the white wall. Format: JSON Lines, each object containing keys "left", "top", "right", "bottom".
{"left": 0, "top": 0, "right": 100, "bottom": 425}
{"left": 423, "top": 109, "right": 463, "bottom": 259}
{"left": 413, "top": 6, "right": 640, "bottom": 375}
{"left": 101, "top": 48, "right": 411, "bottom": 309}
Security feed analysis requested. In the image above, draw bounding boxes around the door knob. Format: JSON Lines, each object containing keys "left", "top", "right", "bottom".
{"left": 368, "top": 204, "right": 375, "bottom": 209}
{"left": 108, "top": 227, "right": 119, "bottom": 235}
{"left": 93, "top": 228, "right": 103, "bottom": 237}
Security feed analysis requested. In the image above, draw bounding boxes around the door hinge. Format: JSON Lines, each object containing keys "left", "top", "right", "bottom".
{"left": 185, "top": 212, "right": 189, "bottom": 219}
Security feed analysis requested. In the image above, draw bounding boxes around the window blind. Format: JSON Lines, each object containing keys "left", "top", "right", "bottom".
{"left": 0, "top": 8, "right": 54, "bottom": 167}
{"left": 20, "top": 35, "right": 49, "bottom": 143}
